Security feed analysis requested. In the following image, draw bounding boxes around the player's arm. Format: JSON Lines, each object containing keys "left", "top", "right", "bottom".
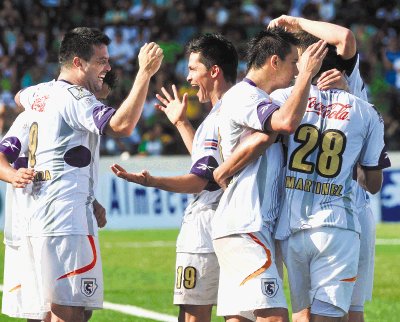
{"left": 356, "top": 164, "right": 382, "bottom": 195}
{"left": 93, "top": 199, "right": 107, "bottom": 228}
{"left": 269, "top": 15, "right": 356, "bottom": 59}
{"left": 155, "top": 84, "right": 195, "bottom": 154}
{"left": 0, "top": 153, "right": 34, "bottom": 188}
{"left": 213, "top": 131, "right": 277, "bottom": 189}
{"left": 105, "top": 42, "right": 164, "bottom": 137}
{"left": 266, "top": 40, "right": 327, "bottom": 134}
{"left": 110, "top": 164, "right": 208, "bottom": 193}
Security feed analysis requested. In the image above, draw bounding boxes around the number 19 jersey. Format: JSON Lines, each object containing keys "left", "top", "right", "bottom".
{"left": 272, "top": 85, "right": 390, "bottom": 239}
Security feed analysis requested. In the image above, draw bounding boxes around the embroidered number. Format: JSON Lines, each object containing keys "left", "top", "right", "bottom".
{"left": 289, "top": 124, "right": 346, "bottom": 178}
{"left": 28, "top": 122, "right": 39, "bottom": 168}
{"left": 176, "top": 266, "right": 196, "bottom": 289}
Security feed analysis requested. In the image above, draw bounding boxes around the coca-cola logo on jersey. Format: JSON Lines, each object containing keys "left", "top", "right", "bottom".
{"left": 306, "top": 97, "right": 350, "bottom": 121}
{"left": 31, "top": 95, "right": 49, "bottom": 112}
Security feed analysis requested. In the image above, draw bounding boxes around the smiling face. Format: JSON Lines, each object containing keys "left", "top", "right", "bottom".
{"left": 81, "top": 44, "right": 111, "bottom": 93}
{"left": 186, "top": 52, "right": 213, "bottom": 103}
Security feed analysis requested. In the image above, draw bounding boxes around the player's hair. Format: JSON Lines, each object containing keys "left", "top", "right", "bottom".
{"left": 187, "top": 33, "right": 238, "bottom": 84}
{"left": 103, "top": 70, "right": 117, "bottom": 90}
{"left": 59, "top": 27, "right": 110, "bottom": 67}
{"left": 246, "top": 27, "right": 299, "bottom": 71}
{"left": 296, "top": 30, "right": 346, "bottom": 79}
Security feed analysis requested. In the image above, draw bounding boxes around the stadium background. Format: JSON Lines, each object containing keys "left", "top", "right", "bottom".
{"left": 0, "top": 0, "right": 399, "bottom": 321}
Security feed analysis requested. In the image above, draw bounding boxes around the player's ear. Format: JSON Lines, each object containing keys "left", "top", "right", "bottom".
{"left": 73, "top": 56, "right": 83, "bottom": 69}
{"left": 270, "top": 55, "right": 279, "bottom": 70}
{"left": 210, "top": 65, "right": 220, "bottom": 78}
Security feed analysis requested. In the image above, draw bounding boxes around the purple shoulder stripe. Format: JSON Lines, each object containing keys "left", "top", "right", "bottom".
{"left": 14, "top": 157, "right": 28, "bottom": 170}
{"left": 0, "top": 137, "right": 22, "bottom": 163}
{"left": 257, "top": 100, "right": 279, "bottom": 132}
{"left": 93, "top": 105, "right": 116, "bottom": 135}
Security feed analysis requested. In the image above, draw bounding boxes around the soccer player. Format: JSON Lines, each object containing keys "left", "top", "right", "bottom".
{"left": 112, "top": 33, "right": 249, "bottom": 322}
{"left": 269, "top": 15, "right": 381, "bottom": 322}
{"left": 212, "top": 29, "right": 326, "bottom": 322}
{"left": 0, "top": 70, "right": 118, "bottom": 321}
{"left": 0, "top": 27, "right": 163, "bottom": 322}
{"left": 267, "top": 42, "right": 389, "bottom": 322}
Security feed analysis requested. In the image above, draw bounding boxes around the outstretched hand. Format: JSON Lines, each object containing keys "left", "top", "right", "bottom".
{"left": 155, "top": 84, "right": 188, "bottom": 126}
{"left": 110, "top": 163, "right": 153, "bottom": 187}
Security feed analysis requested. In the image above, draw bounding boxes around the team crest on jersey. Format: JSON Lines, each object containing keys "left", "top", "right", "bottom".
{"left": 81, "top": 278, "right": 98, "bottom": 297}
{"left": 261, "top": 278, "right": 279, "bottom": 298}
{"left": 68, "top": 86, "right": 92, "bottom": 100}
{"left": 31, "top": 94, "right": 49, "bottom": 112}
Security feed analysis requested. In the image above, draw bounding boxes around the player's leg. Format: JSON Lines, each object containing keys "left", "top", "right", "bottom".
{"left": 178, "top": 304, "right": 213, "bottom": 322}
{"left": 292, "top": 308, "right": 310, "bottom": 322}
{"left": 225, "top": 315, "right": 255, "bottom": 322}
{"left": 308, "top": 228, "right": 360, "bottom": 321}
{"left": 254, "top": 307, "right": 289, "bottom": 322}
{"left": 174, "top": 252, "right": 219, "bottom": 322}
{"left": 50, "top": 304, "right": 85, "bottom": 322}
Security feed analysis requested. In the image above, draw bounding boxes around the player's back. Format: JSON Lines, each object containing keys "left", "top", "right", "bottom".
{"left": 280, "top": 86, "right": 386, "bottom": 234}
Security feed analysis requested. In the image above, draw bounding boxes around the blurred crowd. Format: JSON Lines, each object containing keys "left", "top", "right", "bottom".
{"left": 1, "top": 0, "right": 400, "bottom": 155}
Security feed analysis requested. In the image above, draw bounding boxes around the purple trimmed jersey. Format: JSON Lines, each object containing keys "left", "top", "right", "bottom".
{"left": 212, "top": 79, "right": 285, "bottom": 239}
{"left": 13, "top": 80, "right": 116, "bottom": 237}
{"left": 176, "top": 101, "right": 223, "bottom": 253}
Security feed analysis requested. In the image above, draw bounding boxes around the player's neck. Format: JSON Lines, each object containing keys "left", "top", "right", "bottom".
{"left": 58, "top": 70, "right": 85, "bottom": 88}
{"left": 245, "top": 70, "right": 274, "bottom": 94}
{"left": 210, "top": 81, "right": 232, "bottom": 106}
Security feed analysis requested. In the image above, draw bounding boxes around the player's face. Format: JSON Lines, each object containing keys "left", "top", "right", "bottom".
{"left": 186, "top": 52, "right": 213, "bottom": 103}
{"left": 83, "top": 44, "right": 111, "bottom": 94}
{"left": 274, "top": 45, "right": 299, "bottom": 89}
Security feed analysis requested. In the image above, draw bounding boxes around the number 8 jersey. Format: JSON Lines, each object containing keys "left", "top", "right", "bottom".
{"left": 272, "top": 85, "right": 391, "bottom": 239}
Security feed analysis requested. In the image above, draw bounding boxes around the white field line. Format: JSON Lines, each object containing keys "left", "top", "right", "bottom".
{"left": 375, "top": 238, "right": 400, "bottom": 245}
{"left": 104, "top": 241, "right": 176, "bottom": 248}
{"left": 0, "top": 284, "right": 176, "bottom": 322}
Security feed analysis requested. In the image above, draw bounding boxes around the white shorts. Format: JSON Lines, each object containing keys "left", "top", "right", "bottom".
{"left": 213, "top": 229, "right": 287, "bottom": 318}
{"left": 19, "top": 235, "right": 103, "bottom": 315}
{"left": 2, "top": 244, "right": 46, "bottom": 319}
{"left": 280, "top": 227, "right": 360, "bottom": 314}
{"left": 351, "top": 206, "right": 375, "bottom": 308}
{"left": 173, "top": 252, "right": 219, "bottom": 305}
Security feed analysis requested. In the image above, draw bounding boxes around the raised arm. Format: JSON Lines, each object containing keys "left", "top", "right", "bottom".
{"left": 155, "top": 84, "right": 195, "bottom": 154}
{"left": 111, "top": 163, "right": 208, "bottom": 193}
{"left": 266, "top": 40, "right": 327, "bottom": 134}
{"left": 269, "top": 15, "right": 356, "bottom": 59}
{"left": 106, "top": 42, "right": 164, "bottom": 137}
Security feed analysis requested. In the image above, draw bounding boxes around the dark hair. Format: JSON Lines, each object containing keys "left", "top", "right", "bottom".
{"left": 103, "top": 70, "right": 117, "bottom": 90}
{"left": 59, "top": 27, "right": 110, "bottom": 66}
{"left": 187, "top": 33, "right": 238, "bottom": 84}
{"left": 295, "top": 31, "right": 346, "bottom": 78}
{"left": 246, "top": 27, "right": 299, "bottom": 71}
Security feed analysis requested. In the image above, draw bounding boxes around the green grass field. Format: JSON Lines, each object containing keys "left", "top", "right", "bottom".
{"left": 0, "top": 224, "right": 399, "bottom": 321}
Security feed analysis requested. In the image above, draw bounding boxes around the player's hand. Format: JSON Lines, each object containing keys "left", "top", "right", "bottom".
{"left": 268, "top": 15, "right": 301, "bottom": 32}
{"left": 111, "top": 164, "right": 153, "bottom": 187}
{"left": 138, "top": 42, "right": 164, "bottom": 77}
{"left": 11, "top": 168, "right": 35, "bottom": 188}
{"left": 93, "top": 199, "right": 107, "bottom": 228}
{"left": 297, "top": 40, "right": 328, "bottom": 78}
{"left": 213, "top": 167, "right": 230, "bottom": 191}
{"left": 317, "top": 69, "right": 350, "bottom": 92}
{"left": 155, "top": 84, "right": 189, "bottom": 126}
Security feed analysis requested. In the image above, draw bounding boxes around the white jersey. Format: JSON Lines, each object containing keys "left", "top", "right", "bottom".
{"left": 15, "top": 80, "right": 116, "bottom": 237}
{"left": 345, "top": 54, "right": 371, "bottom": 209}
{"left": 213, "top": 79, "right": 284, "bottom": 239}
{"left": 0, "top": 112, "right": 33, "bottom": 246}
{"left": 176, "top": 101, "right": 223, "bottom": 253}
{"left": 273, "top": 85, "right": 390, "bottom": 239}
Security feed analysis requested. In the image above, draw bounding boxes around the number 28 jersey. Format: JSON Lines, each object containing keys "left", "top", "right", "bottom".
{"left": 272, "top": 85, "right": 390, "bottom": 238}
{"left": 16, "top": 80, "right": 115, "bottom": 237}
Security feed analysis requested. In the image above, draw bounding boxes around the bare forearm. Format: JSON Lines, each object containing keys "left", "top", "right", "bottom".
{"left": 0, "top": 154, "right": 16, "bottom": 183}
{"left": 214, "top": 132, "right": 276, "bottom": 182}
{"left": 106, "top": 70, "right": 152, "bottom": 137}
{"left": 149, "top": 173, "right": 208, "bottom": 193}
{"left": 175, "top": 120, "right": 196, "bottom": 154}
{"left": 357, "top": 167, "right": 382, "bottom": 194}
{"left": 298, "top": 18, "right": 356, "bottom": 59}
{"left": 269, "top": 71, "right": 313, "bottom": 134}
